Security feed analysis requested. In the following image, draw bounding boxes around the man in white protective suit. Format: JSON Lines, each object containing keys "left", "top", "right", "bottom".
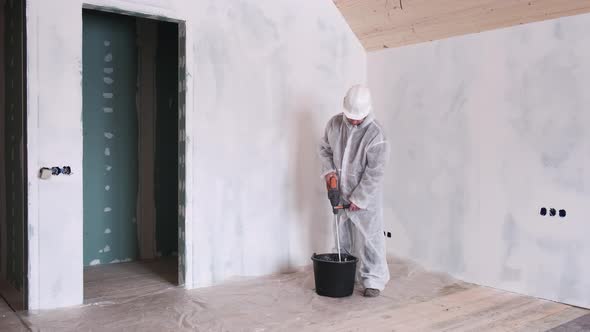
{"left": 319, "top": 84, "right": 390, "bottom": 297}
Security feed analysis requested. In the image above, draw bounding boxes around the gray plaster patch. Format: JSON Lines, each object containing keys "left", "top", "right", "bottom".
{"left": 501, "top": 214, "right": 522, "bottom": 281}
{"left": 315, "top": 64, "right": 334, "bottom": 76}
{"left": 52, "top": 280, "right": 62, "bottom": 298}
{"left": 195, "top": 26, "right": 229, "bottom": 104}
{"left": 554, "top": 21, "right": 564, "bottom": 40}
{"left": 317, "top": 18, "right": 326, "bottom": 31}
{"left": 235, "top": 1, "right": 279, "bottom": 45}
{"left": 557, "top": 245, "right": 583, "bottom": 303}
{"left": 386, "top": 67, "right": 471, "bottom": 272}
{"left": 506, "top": 50, "right": 584, "bottom": 191}
{"left": 536, "top": 239, "right": 585, "bottom": 304}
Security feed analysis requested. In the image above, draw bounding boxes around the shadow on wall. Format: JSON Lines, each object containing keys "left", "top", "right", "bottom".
{"left": 288, "top": 106, "right": 331, "bottom": 272}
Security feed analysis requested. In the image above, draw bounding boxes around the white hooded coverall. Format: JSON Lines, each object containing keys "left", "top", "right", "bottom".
{"left": 319, "top": 113, "right": 390, "bottom": 290}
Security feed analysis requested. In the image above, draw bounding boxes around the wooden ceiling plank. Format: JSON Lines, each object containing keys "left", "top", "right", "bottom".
{"left": 334, "top": 0, "right": 590, "bottom": 51}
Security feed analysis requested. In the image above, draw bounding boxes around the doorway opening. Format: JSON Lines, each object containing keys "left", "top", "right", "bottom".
{"left": 82, "top": 9, "right": 185, "bottom": 302}
{"left": 0, "top": 0, "right": 28, "bottom": 311}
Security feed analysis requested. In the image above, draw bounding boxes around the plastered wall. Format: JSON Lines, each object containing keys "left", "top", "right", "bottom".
{"left": 26, "top": 0, "right": 365, "bottom": 309}
{"left": 369, "top": 13, "right": 590, "bottom": 308}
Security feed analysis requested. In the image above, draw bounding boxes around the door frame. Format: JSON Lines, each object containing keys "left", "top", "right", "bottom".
{"left": 81, "top": 4, "right": 189, "bottom": 287}
{"left": 0, "top": 0, "right": 28, "bottom": 311}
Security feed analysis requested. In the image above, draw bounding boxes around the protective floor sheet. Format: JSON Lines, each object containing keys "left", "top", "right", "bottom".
{"left": 2, "top": 257, "right": 587, "bottom": 331}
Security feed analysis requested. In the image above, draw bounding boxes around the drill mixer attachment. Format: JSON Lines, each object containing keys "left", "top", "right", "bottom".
{"left": 326, "top": 174, "right": 351, "bottom": 262}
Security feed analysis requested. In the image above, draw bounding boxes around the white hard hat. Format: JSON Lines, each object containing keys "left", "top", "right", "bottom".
{"left": 343, "top": 84, "right": 372, "bottom": 120}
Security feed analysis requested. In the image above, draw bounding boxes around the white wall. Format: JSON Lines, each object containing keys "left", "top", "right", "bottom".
{"left": 369, "top": 13, "right": 590, "bottom": 308}
{"left": 26, "top": 0, "right": 365, "bottom": 309}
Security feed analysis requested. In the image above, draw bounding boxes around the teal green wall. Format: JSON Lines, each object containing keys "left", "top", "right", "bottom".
{"left": 155, "top": 21, "right": 179, "bottom": 257}
{"left": 83, "top": 11, "right": 139, "bottom": 266}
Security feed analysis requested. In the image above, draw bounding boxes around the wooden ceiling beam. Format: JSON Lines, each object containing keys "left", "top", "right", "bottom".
{"left": 334, "top": 0, "right": 590, "bottom": 51}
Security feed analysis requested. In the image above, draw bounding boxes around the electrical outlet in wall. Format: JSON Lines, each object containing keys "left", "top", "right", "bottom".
{"left": 539, "top": 207, "right": 566, "bottom": 218}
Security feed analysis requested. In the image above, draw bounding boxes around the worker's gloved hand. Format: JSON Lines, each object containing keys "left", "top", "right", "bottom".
{"left": 349, "top": 202, "right": 361, "bottom": 211}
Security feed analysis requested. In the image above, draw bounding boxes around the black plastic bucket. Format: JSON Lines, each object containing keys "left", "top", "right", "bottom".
{"left": 311, "top": 253, "right": 358, "bottom": 298}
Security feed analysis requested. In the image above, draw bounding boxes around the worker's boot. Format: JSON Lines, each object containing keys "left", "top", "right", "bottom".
{"left": 363, "top": 288, "right": 380, "bottom": 298}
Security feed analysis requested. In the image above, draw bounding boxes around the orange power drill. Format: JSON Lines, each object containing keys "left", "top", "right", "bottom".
{"left": 327, "top": 174, "right": 350, "bottom": 214}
